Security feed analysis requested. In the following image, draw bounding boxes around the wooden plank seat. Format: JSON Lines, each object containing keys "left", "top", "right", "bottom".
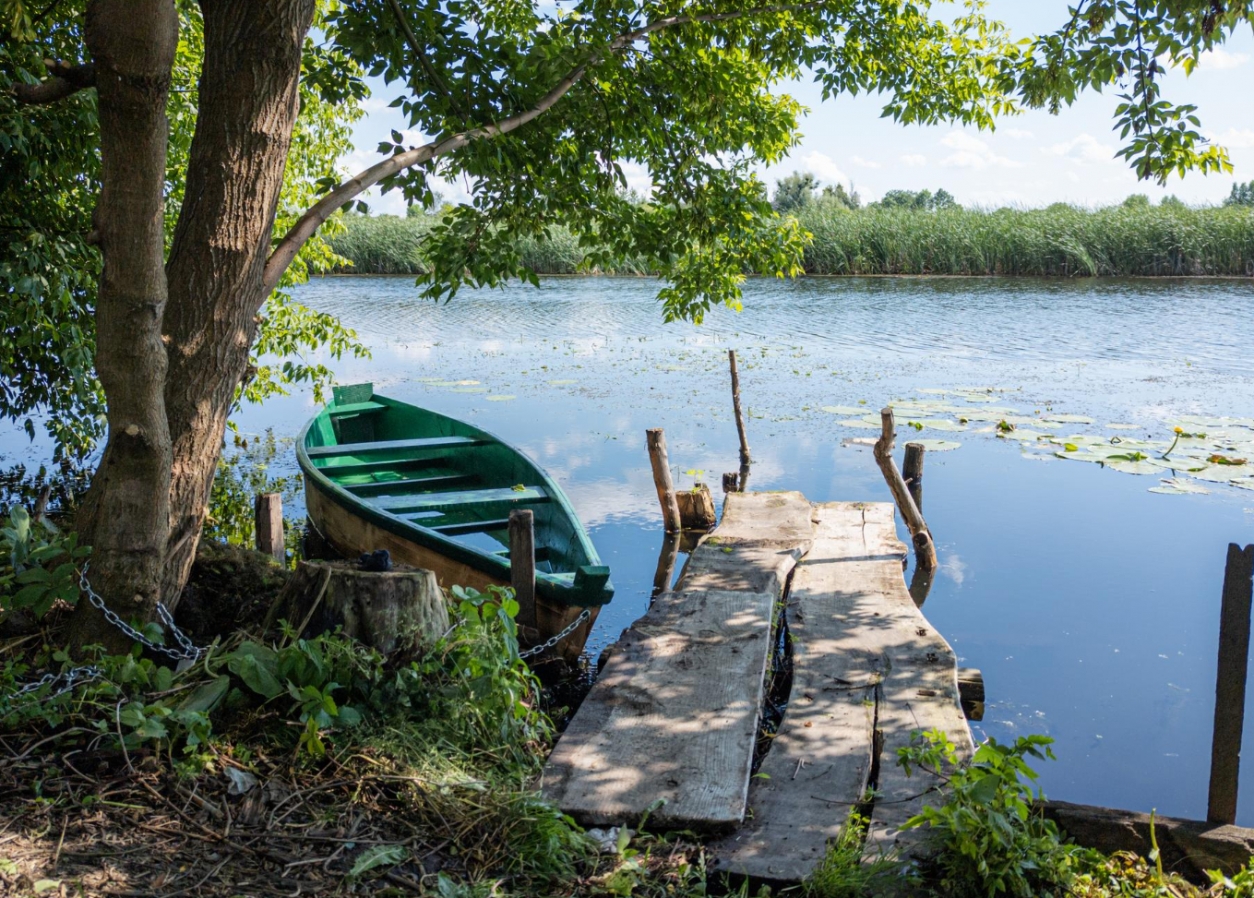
{"left": 429, "top": 517, "right": 512, "bottom": 536}
{"left": 340, "top": 473, "right": 476, "bottom": 496}
{"left": 373, "top": 486, "right": 549, "bottom": 515}
{"left": 326, "top": 401, "right": 387, "bottom": 417}
{"left": 307, "top": 435, "right": 485, "bottom": 459}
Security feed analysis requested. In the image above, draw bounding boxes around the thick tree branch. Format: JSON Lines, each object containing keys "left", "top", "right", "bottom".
{"left": 14, "top": 59, "right": 95, "bottom": 105}
{"left": 263, "top": 1, "right": 826, "bottom": 293}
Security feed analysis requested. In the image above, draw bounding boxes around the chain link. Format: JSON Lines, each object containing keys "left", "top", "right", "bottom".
{"left": 79, "top": 564, "right": 203, "bottom": 663}
{"left": 4, "top": 665, "right": 103, "bottom": 707}
{"left": 519, "top": 608, "right": 591, "bottom": 660}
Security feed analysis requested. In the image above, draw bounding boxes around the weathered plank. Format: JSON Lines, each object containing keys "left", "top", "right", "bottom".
{"left": 710, "top": 502, "right": 971, "bottom": 881}
{"left": 542, "top": 588, "right": 778, "bottom": 830}
{"left": 542, "top": 491, "right": 815, "bottom": 830}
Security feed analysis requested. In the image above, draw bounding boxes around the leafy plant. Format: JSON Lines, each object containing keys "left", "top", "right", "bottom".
{"left": 0, "top": 506, "right": 90, "bottom": 618}
{"left": 805, "top": 810, "right": 901, "bottom": 897}
{"left": 898, "top": 730, "right": 1087, "bottom": 897}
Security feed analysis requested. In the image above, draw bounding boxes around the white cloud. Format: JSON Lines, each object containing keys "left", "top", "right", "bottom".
{"left": 1043, "top": 133, "right": 1117, "bottom": 165}
{"left": 1211, "top": 128, "right": 1254, "bottom": 149}
{"left": 1003, "top": 128, "right": 1035, "bottom": 140}
{"left": 938, "top": 130, "right": 1021, "bottom": 169}
{"left": 899, "top": 153, "right": 928, "bottom": 167}
{"left": 850, "top": 154, "right": 882, "bottom": 169}
{"left": 798, "top": 150, "right": 850, "bottom": 187}
{"left": 1198, "top": 48, "right": 1250, "bottom": 70}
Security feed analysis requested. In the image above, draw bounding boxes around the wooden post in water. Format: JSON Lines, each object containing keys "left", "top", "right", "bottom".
{"left": 728, "top": 350, "right": 751, "bottom": 468}
{"left": 903, "top": 442, "right": 925, "bottom": 512}
{"left": 873, "top": 409, "right": 937, "bottom": 571}
{"left": 1208, "top": 543, "right": 1254, "bottom": 825}
{"left": 254, "top": 493, "right": 285, "bottom": 563}
{"left": 509, "top": 510, "right": 537, "bottom": 628}
{"left": 646, "top": 429, "right": 682, "bottom": 533}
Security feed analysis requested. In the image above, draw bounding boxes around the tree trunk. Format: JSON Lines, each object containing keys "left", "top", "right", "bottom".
{"left": 158, "top": 0, "right": 315, "bottom": 606}
{"left": 68, "top": 0, "right": 179, "bottom": 651}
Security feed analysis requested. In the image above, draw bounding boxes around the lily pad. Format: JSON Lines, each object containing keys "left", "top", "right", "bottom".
{"left": 903, "top": 418, "right": 968, "bottom": 432}
{"left": 450, "top": 385, "right": 489, "bottom": 393}
{"left": 1106, "top": 423, "right": 1142, "bottom": 431}
{"left": 913, "top": 439, "right": 961, "bottom": 452}
{"left": 1041, "top": 414, "right": 1096, "bottom": 425}
{"left": 1149, "top": 478, "right": 1211, "bottom": 495}
{"left": 485, "top": 394, "right": 516, "bottom": 401}
{"left": 835, "top": 419, "right": 878, "bottom": 429}
{"left": 1105, "top": 458, "right": 1163, "bottom": 475}
{"left": 820, "top": 405, "right": 869, "bottom": 415}
{"left": 547, "top": 379, "right": 577, "bottom": 385}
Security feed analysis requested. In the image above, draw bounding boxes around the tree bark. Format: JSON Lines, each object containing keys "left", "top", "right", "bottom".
{"left": 68, "top": 0, "right": 179, "bottom": 651}
{"left": 158, "top": 0, "right": 315, "bottom": 606}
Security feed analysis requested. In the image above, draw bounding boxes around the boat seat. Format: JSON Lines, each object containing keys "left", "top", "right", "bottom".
{"left": 342, "top": 473, "right": 475, "bottom": 496}
{"left": 307, "top": 435, "right": 485, "bottom": 459}
{"left": 429, "top": 517, "right": 511, "bottom": 536}
{"left": 375, "top": 486, "right": 549, "bottom": 514}
{"left": 327, "top": 401, "right": 387, "bottom": 417}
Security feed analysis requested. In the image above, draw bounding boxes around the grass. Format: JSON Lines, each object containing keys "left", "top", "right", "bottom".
{"left": 327, "top": 202, "right": 1254, "bottom": 278}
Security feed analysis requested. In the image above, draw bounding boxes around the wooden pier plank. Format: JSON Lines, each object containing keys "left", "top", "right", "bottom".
{"left": 710, "top": 502, "right": 972, "bottom": 881}
{"left": 542, "top": 492, "right": 815, "bottom": 831}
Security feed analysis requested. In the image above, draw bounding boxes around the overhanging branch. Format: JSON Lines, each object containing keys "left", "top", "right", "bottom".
{"left": 13, "top": 59, "right": 95, "bottom": 105}
{"left": 263, "top": 1, "right": 827, "bottom": 294}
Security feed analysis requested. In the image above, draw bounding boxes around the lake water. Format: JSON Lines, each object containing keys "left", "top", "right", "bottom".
{"left": 6, "top": 274, "right": 1254, "bottom": 823}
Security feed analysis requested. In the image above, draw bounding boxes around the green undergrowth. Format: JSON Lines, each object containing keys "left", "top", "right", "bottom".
{"left": 328, "top": 203, "right": 1254, "bottom": 279}
{"left": 2, "top": 516, "right": 1252, "bottom": 894}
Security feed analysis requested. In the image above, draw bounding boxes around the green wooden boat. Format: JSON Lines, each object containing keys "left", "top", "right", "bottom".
{"left": 297, "top": 383, "right": 612, "bottom": 658}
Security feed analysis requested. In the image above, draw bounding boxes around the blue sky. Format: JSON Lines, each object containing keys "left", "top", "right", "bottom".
{"left": 341, "top": 2, "right": 1254, "bottom": 213}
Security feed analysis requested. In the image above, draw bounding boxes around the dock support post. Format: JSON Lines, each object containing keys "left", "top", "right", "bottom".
{"left": 873, "top": 409, "right": 937, "bottom": 571}
{"left": 254, "top": 493, "right": 285, "bottom": 563}
{"left": 1208, "top": 543, "right": 1254, "bottom": 825}
{"left": 509, "top": 509, "right": 537, "bottom": 628}
{"left": 728, "top": 350, "right": 751, "bottom": 468}
{"left": 903, "top": 442, "right": 925, "bottom": 511}
{"left": 646, "top": 428, "right": 682, "bottom": 533}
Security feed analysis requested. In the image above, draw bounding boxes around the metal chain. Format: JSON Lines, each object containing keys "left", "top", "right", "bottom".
{"left": 79, "top": 564, "right": 203, "bottom": 663}
{"left": 4, "top": 665, "right": 103, "bottom": 707}
{"left": 519, "top": 608, "right": 591, "bottom": 660}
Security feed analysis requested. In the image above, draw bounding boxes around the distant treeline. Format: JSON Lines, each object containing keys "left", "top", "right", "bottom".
{"left": 328, "top": 198, "right": 1254, "bottom": 279}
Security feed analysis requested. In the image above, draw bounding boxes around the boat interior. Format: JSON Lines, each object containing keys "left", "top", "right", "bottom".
{"left": 303, "top": 385, "right": 595, "bottom": 583}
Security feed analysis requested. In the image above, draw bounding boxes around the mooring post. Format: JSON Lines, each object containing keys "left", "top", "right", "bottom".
{"left": 873, "top": 409, "right": 937, "bottom": 571}
{"left": 254, "top": 493, "right": 285, "bottom": 564}
{"left": 728, "top": 350, "right": 752, "bottom": 468}
{"left": 509, "top": 509, "right": 537, "bottom": 628}
{"left": 646, "top": 428, "right": 682, "bottom": 533}
{"left": 1208, "top": 543, "right": 1254, "bottom": 825}
{"left": 903, "top": 442, "right": 925, "bottom": 512}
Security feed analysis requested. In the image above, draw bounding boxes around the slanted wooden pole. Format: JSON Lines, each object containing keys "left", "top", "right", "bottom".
{"left": 1208, "top": 543, "right": 1254, "bottom": 825}
{"left": 509, "top": 509, "right": 537, "bottom": 628}
{"left": 254, "top": 492, "right": 285, "bottom": 563}
{"left": 873, "top": 409, "right": 937, "bottom": 571}
{"left": 903, "top": 442, "right": 925, "bottom": 512}
{"left": 728, "top": 350, "right": 751, "bottom": 467}
{"left": 646, "top": 428, "right": 682, "bottom": 533}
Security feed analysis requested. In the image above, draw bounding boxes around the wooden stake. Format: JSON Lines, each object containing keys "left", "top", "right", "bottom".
{"left": 646, "top": 428, "right": 682, "bottom": 533}
{"left": 873, "top": 409, "right": 937, "bottom": 571}
{"left": 1208, "top": 543, "right": 1254, "bottom": 825}
{"left": 509, "top": 509, "right": 537, "bottom": 628}
{"left": 722, "top": 471, "right": 739, "bottom": 494}
{"left": 903, "top": 442, "right": 925, "bottom": 512}
{"left": 728, "top": 350, "right": 751, "bottom": 467}
{"left": 254, "top": 493, "right": 285, "bottom": 563}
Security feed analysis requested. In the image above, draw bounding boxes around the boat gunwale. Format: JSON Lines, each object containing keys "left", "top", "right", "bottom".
{"left": 296, "top": 394, "right": 613, "bottom": 608}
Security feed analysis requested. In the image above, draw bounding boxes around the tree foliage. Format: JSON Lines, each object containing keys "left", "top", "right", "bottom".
{"left": 0, "top": 0, "right": 366, "bottom": 457}
{"left": 1226, "top": 181, "right": 1254, "bottom": 207}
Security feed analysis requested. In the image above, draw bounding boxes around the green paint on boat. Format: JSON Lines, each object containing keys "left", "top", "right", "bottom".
{"left": 297, "top": 383, "right": 614, "bottom": 609}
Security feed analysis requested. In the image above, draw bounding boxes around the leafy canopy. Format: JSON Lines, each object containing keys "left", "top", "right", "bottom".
{"left": 0, "top": 0, "right": 368, "bottom": 457}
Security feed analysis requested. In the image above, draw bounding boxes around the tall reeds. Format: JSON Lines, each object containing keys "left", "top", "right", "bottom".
{"left": 327, "top": 203, "right": 1254, "bottom": 278}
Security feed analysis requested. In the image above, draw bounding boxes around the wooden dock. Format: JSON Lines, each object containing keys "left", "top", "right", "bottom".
{"left": 540, "top": 492, "right": 974, "bottom": 883}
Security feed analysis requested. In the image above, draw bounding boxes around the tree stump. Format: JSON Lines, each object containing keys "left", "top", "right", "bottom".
{"left": 675, "top": 484, "right": 717, "bottom": 531}
{"left": 266, "top": 560, "right": 449, "bottom": 656}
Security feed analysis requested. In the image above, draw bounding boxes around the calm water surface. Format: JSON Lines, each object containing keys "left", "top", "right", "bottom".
{"left": 8, "top": 275, "right": 1254, "bottom": 822}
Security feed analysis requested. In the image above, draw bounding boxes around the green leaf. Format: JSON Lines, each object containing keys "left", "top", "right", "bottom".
{"left": 349, "top": 844, "right": 407, "bottom": 878}
{"left": 178, "top": 676, "right": 232, "bottom": 713}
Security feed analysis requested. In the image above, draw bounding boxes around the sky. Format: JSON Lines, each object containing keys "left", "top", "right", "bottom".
{"left": 340, "top": 2, "right": 1254, "bottom": 214}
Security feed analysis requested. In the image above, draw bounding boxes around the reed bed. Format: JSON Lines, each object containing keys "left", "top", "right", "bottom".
{"left": 328, "top": 203, "right": 1254, "bottom": 278}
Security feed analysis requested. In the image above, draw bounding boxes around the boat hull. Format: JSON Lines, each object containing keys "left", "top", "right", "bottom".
{"left": 304, "top": 472, "right": 600, "bottom": 662}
